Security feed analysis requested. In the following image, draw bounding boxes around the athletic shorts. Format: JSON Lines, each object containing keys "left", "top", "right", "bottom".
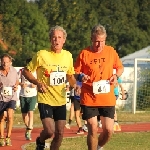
{"left": 0, "top": 100, "right": 16, "bottom": 115}
{"left": 38, "top": 103, "right": 66, "bottom": 121}
{"left": 20, "top": 96, "right": 37, "bottom": 113}
{"left": 74, "top": 99, "right": 80, "bottom": 111}
{"left": 69, "top": 96, "right": 74, "bottom": 103}
{"left": 81, "top": 105, "right": 115, "bottom": 120}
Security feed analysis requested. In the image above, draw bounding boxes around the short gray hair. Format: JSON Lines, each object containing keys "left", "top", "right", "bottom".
{"left": 0, "top": 53, "right": 13, "bottom": 62}
{"left": 49, "top": 25, "right": 67, "bottom": 39}
{"left": 91, "top": 24, "right": 107, "bottom": 37}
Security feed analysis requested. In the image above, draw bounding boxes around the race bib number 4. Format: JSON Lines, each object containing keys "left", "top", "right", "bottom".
{"left": 93, "top": 80, "right": 110, "bottom": 94}
{"left": 50, "top": 72, "right": 66, "bottom": 86}
{"left": 2, "top": 87, "right": 13, "bottom": 96}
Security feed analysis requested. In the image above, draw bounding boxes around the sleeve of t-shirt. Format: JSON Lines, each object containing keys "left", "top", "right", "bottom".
{"left": 26, "top": 51, "right": 41, "bottom": 73}
{"left": 113, "top": 50, "right": 124, "bottom": 70}
{"left": 67, "top": 52, "right": 75, "bottom": 75}
{"left": 74, "top": 51, "right": 84, "bottom": 74}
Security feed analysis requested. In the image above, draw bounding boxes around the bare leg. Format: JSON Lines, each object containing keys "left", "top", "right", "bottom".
{"left": 0, "top": 112, "right": 6, "bottom": 137}
{"left": 87, "top": 116, "right": 98, "bottom": 150}
{"left": 114, "top": 109, "right": 117, "bottom": 121}
{"left": 39, "top": 118, "right": 55, "bottom": 143}
{"left": 27, "top": 111, "right": 34, "bottom": 131}
{"left": 50, "top": 120, "right": 66, "bottom": 150}
{"left": 98, "top": 116, "right": 114, "bottom": 147}
{"left": 75, "top": 110, "right": 82, "bottom": 128}
{"left": 68, "top": 102, "right": 74, "bottom": 122}
{"left": 22, "top": 113, "right": 28, "bottom": 128}
{"left": 6, "top": 109, "right": 14, "bottom": 137}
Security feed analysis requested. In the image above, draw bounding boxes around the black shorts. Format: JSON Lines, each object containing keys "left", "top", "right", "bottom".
{"left": 0, "top": 100, "right": 16, "bottom": 115}
{"left": 81, "top": 105, "right": 115, "bottom": 120}
{"left": 74, "top": 100, "right": 80, "bottom": 111}
{"left": 38, "top": 103, "right": 66, "bottom": 121}
{"left": 70, "top": 96, "right": 74, "bottom": 103}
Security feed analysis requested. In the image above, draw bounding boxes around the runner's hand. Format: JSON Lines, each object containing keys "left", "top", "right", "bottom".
{"left": 37, "top": 82, "right": 48, "bottom": 93}
{"left": 13, "top": 85, "right": 18, "bottom": 92}
{"left": 82, "top": 74, "right": 90, "bottom": 83}
{"left": 22, "top": 83, "right": 27, "bottom": 88}
{"left": 109, "top": 74, "right": 117, "bottom": 85}
{"left": 74, "top": 85, "right": 81, "bottom": 96}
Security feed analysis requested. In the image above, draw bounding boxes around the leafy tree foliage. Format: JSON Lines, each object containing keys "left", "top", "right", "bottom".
{"left": 0, "top": 0, "right": 49, "bottom": 66}
{"left": 0, "top": 0, "right": 150, "bottom": 66}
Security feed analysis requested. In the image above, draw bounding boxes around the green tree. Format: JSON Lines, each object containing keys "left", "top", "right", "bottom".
{"left": 0, "top": 0, "right": 49, "bottom": 66}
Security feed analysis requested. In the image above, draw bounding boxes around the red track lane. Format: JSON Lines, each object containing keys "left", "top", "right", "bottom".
{"left": 0, "top": 123, "right": 150, "bottom": 150}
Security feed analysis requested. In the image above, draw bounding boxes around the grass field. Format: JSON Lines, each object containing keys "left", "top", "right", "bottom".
{"left": 25, "top": 132, "right": 150, "bottom": 150}
{"left": 13, "top": 109, "right": 150, "bottom": 150}
{"left": 13, "top": 108, "right": 150, "bottom": 127}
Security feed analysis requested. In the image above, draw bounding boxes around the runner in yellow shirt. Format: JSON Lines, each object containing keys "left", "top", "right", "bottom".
{"left": 22, "top": 25, "right": 79, "bottom": 150}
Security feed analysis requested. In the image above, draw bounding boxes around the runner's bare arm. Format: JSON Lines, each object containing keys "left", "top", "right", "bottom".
{"left": 67, "top": 74, "right": 81, "bottom": 95}
{"left": 22, "top": 67, "right": 39, "bottom": 85}
{"left": 115, "top": 67, "right": 124, "bottom": 78}
{"left": 110, "top": 67, "right": 124, "bottom": 84}
{"left": 22, "top": 67, "right": 47, "bottom": 93}
{"left": 66, "top": 74, "right": 77, "bottom": 88}
{"left": 13, "top": 80, "right": 19, "bottom": 92}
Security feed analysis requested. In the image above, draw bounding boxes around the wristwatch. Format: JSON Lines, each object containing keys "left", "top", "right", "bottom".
{"left": 114, "top": 74, "right": 119, "bottom": 79}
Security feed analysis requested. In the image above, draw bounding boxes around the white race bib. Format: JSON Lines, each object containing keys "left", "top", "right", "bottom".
{"left": 50, "top": 72, "right": 66, "bottom": 86}
{"left": 24, "top": 87, "right": 31, "bottom": 96}
{"left": 93, "top": 80, "right": 110, "bottom": 94}
{"left": 2, "top": 87, "right": 12, "bottom": 96}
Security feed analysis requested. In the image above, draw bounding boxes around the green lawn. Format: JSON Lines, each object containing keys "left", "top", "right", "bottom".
{"left": 13, "top": 109, "right": 150, "bottom": 127}
{"left": 25, "top": 132, "right": 150, "bottom": 150}
{"left": 13, "top": 109, "right": 150, "bottom": 150}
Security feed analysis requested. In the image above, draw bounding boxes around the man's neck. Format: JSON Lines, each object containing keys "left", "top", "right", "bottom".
{"left": 91, "top": 46, "right": 103, "bottom": 53}
{"left": 51, "top": 47, "right": 62, "bottom": 53}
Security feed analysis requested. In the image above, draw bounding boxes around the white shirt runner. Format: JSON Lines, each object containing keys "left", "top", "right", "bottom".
{"left": 50, "top": 72, "right": 66, "bottom": 86}
{"left": 24, "top": 87, "right": 32, "bottom": 96}
{"left": 93, "top": 80, "right": 110, "bottom": 94}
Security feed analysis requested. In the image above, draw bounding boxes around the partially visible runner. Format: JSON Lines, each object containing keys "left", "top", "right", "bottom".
{"left": 22, "top": 25, "right": 79, "bottom": 150}
{"left": 0, "top": 54, "right": 19, "bottom": 146}
{"left": 18, "top": 58, "right": 37, "bottom": 140}
{"left": 74, "top": 24, "right": 124, "bottom": 150}
{"left": 65, "top": 87, "right": 75, "bottom": 129}
{"left": 113, "top": 77, "right": 125, "bottom": 131}
{"left": 73, "top": 81, "right": 84, "bottom": 134}
{"left": 0, "top": 111, "right": 8, "bottom": 136}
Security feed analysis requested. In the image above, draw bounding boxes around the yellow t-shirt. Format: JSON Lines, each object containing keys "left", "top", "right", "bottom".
{"left": 27, "top": 49, "right": 75, "bottom": 106}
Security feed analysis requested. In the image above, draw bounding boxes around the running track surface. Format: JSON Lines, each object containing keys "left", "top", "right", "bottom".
{"left": 1, "top": 123, "right": 150, "bottom": 150}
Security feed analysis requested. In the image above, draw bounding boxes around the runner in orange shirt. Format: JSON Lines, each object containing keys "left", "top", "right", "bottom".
{"left": 74, "top": 24, "right": 124, "bottom": 150}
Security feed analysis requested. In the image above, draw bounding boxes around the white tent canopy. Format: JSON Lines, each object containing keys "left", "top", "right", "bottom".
{"left": 121, "top": 46, "right": 150, "bottom": 65}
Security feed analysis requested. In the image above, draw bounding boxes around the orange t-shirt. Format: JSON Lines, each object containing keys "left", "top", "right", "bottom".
{"left": 74, "top": 45, "right": 124, "bottom": 106}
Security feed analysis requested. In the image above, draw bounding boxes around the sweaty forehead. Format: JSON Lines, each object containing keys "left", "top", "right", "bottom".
{"left": 92, "top": 34, "right": 106, "bottom": 41}
{"left": 1, "top": 57, "right": 11, "bottom": 62}
{"left": 52, "top": 30, "right": 64, "bottom": 37}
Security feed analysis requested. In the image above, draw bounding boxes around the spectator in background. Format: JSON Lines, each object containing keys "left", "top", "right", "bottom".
{"left": 18, "top": 58, "right": 37, "bottom": 140}
{"left": 65, "top": 87, "right": 75, "bottom": 129}
{"left": 113, "top": 77, "right": 126, "bottom": 131}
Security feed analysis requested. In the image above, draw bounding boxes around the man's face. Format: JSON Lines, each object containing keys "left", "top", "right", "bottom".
{"left": 91, "top": 34, "right": 106, "bottom": 52}
{"left": 1, "top": 57, "right": 12, "bottom": 70}
{"left": 50, "top": 30, "right": 66, "bottom": 51}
